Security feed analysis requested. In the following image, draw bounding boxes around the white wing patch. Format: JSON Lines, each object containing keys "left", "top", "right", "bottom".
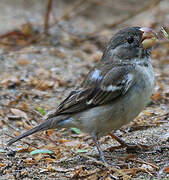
{"left": 101, "top": 84, "right": 120, "bottom": 92}
{"left": 86, "top": 99, "right": 93, "bottom": 105}
{"left": 102, "top": 73, "right": 134, "bottom": 92}
{"left": 127, "top": 74, "right": 133, "bottom": 82}
{"left": 106, "top": 85, "right": 118, "bottom": 91}
{"left": 91, "top": 69, "right": 102, "bottom": 81}
{"left": 124, "top": 74, "right": 134, "bottom": 92}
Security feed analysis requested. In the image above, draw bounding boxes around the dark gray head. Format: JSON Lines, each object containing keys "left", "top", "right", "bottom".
{"left": 102, "top": 27, "right": 157, "bottom": 61}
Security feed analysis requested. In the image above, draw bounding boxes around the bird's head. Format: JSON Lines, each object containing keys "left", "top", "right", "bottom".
{"left": 102, "top": 27, "right": 158, "bottom": 61}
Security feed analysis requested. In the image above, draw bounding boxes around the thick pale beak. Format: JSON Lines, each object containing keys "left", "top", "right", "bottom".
{"left": 140, "top": 27, "right": 158, "bottom": 49}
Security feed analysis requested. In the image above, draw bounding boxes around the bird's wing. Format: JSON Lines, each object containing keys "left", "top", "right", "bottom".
{"left": 48, "top": 66, "right": 136, "bottom": 117}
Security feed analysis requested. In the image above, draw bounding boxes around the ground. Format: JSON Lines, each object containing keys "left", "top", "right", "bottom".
{"left": 0, "top": 0, "right": 169, "bottom": 179}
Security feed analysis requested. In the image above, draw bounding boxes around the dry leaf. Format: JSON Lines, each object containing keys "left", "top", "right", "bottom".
{"left": 23, "top": 123, "right": 33, "bottom": 130}
{"left": 64, "top": 140, "right": 81, "bottom": 147}
{"left": 72, "top": 167, "right": 83, "bottom": 178}
{"left": 34, "top": 154, "right": 44, "bottom": 162}
{"left": 19, "top": 102, "right": 29, "bottom": 110}
{"left": 164, "top": 166, "right": 169, "bottom": 173}
{"left": 0, "top": 163, "right": 5, "bottom": 167}
{"left": 17, "top": 146, "right": 32, "bottom": 153}
{"left": 49, "top": 49, "right": 66, "bottom": 58}
{"left": 0, "top": 109, "right": 5, "bottom": 118}
{"left": 151, "top": 92, "right": 163, "bottom": 101}
{"left": 29, "top": 77, "right": 54, "bottom": 90}
{"left": 21, "top": 170, "right": 28, "bottom": 176}
{"left": 46, "top": 129, "right": 54, "bottom": 136}
{"left": 24, "top": 158, "right": 35, "bottom": 165}
{"left": 21, "top": 23, "right": 34, "bottom": 36}
{"left": 0, "top": 75, "right": 20, "bottom": 86}
{"left": 105, "top": 177, "right": 112, "bottom": 180}
{"left": 45, "top": 157, "right": 55, "bottom": 162}
{"left": 58, "top": 139, "right": 72, "bottom": 144}
{"left": 91, "top": 51, "right": 103, "bottom": 62}
{"left": 14, "top": 131, "right": 21, "bottom": 136}
{"left": 11, "top": 108, "right": 28, "bottom": 120}
{"left": 16, "top": 121, "right": 24, "bottom": 127}
{"left": 17, "top": 59, "right": 30, "bottom": 66}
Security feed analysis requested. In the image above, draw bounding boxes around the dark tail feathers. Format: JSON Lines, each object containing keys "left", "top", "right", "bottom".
{"left": 7, "top": 120, "right": 51, "bottom": 146}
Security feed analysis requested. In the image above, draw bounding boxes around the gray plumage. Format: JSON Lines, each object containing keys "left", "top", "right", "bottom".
{"left": 7, "top": 27, "right": 157, "bottom": 163}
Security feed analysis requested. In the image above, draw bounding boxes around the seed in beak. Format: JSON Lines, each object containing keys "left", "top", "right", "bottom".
{"left": 140, "top": 27, "right": 158, "bottom": 49}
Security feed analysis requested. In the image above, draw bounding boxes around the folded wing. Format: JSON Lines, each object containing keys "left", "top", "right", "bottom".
{"left": 48, "top": 66, "right": 135, "bottom": 117}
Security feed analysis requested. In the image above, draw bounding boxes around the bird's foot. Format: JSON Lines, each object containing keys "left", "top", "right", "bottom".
{"left": 92, "top": 135, "right": 108, "bottom": 164}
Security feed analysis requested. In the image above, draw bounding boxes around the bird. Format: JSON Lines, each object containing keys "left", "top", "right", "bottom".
{"left": 7, "top": 27, "right": 158, "bottom": 163}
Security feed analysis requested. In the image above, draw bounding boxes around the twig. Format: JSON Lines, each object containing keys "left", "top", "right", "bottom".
{"left": 0, "top": 30, "right": 28, "bottom": 39}
{"left": 77, "top": 153, "right": 130, "bottom": 179}
{"left": 108, "top": 0, "right": 161, "bottom": 28}
{"left": 88, "top": 0, "right": 161, "bottom": 38}
{"left": 157, "top": 161, "right": 169, "bottom": 179}
{"left": 73, "top": 168, "right": 106, "bottom": 179}
{"left": 120, "top": 167, "right": 154, "bottom": 176}
{"left": 49, "top": 0, "right": 93, "bottom": 38}
{"left": 129, "top": 158, "right": 159, "bottom": 170}
{"left": 44, "top": 0, "right": 53, "bottom": 34}
{"left": 50, "top": 0, "right": 86, "bottom": 26}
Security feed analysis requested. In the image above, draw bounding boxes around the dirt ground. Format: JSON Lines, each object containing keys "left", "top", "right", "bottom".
{"left": 0, "top": 0, "right": 169, "bottom": 179}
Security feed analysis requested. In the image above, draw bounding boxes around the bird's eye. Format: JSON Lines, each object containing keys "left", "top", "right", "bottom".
{"left": 127, "top": 37, "right": 134, "bottom": 44}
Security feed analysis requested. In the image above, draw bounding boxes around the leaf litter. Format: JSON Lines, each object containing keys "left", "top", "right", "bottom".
{"left": 0, "top": 0, "right": 169, "bottom": 179}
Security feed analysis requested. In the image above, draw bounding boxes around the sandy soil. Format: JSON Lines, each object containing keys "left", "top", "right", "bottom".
{"left": 0, "top": 0, "right": 168, "bottom": 179}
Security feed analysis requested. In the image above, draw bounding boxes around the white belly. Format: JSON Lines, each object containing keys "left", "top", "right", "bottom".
{"left": 74, "top": 64, "right": 155, "bottom": 137}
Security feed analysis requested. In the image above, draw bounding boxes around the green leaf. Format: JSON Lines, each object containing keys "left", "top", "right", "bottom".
{"left": 36, "top": 107, "right": 46, "bottom": 115}
{"left": 71, "top": 127, "right": 81, "bottom": 134}
{"left": 30, "top": 149, "right": 54, "bottom": 155}
{"left": 76, "top": 149, "right": 89, "bottom": 153}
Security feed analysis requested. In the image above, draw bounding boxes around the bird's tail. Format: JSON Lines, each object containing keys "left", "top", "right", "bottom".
{"left": 7, "top": 115, "right": 70, "bottom": 146}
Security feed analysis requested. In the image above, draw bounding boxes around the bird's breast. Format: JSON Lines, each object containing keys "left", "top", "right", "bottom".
{"left": 74, "top": 63, "right": 155, "bottom": 137}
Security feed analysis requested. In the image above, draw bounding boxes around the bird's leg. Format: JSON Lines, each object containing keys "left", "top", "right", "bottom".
{"left": 109, "top": 133, "right": 128, "bottom": 147}
{"left": 92, "top": 135, "right": 107, "bottom": 164}
{"left": 109, "top": 133, "right": 151, "bottom": 152}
